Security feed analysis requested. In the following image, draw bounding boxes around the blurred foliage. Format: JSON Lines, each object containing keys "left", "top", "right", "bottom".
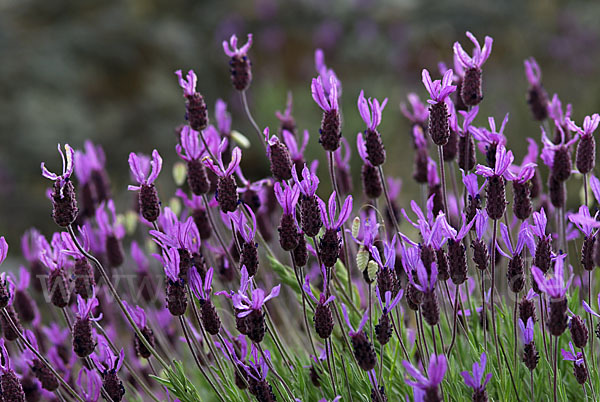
{"left": 1, "top": 0, "right": 600, "bottom": 244}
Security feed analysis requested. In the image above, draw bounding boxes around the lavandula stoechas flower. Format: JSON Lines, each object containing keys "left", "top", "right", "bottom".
{"left": 519, "top": 289, "right": 538, "bottom": 324}
{"left": 10, "top": 267, "right": 36, "bottom": 324}
{"left": 96, "top": 200, "right": 125, "bottom": 268}
{"left": 334, "top": 137, "right": 353, "bottom": 194}
{"left": 412, "top": 260, "right": 439, "bottom": 327}
{"left": 177, "top": 126, "right": 211, "bottom": 195}
{"left": 561, "top": 342, "right": 588, "bottom": 385}
{"left": 452, "top": 105, "right": 479, "bottom": 171}
{"left": 519, "top": 318, "right": 539, "bottom": 371}
{"left": 122, "top": 301, "right": 155, "bottom": 358}
{"left": 357, "top": 131, "right": 383, "bottom": 199}
{"left": 264, "top": 127, "right": 293, "bottom": 181}
{"left": 401, "top": 93, "right": 429, "bottom": 142}
{"left": 427, "top": 158, "right": 444, "bottom": 216}
{"left": 77, "top": 367, "right": 102, "bottom": 402}
{"left": 304, "top": 265, "right": 335, "bottom": 339}
{"left": 453, "top": 32, "right": 493, "bottom": 106}
{"left": 412, "top": 126, "right": 429, "bottom": 184}
{"left": 130, "top": 241, "right": 156, "bottom": 303}
{"left": 293, "top": 164, "right": 322, "bottom": 238}
{"left": 471, "top": 209, "right": 489, "bottom": 272}
{"left": 374, "top": 286, "right": 403, "bottom": 346}
{"left": 463, "top": 172, "right": 485, "bottom": 225}
{"left": 548, "top": 94, "right": 573, "bottom": 143}
{"left": 470, "top": 113, "right": 508, "bottom": 167}
{"left": 245, "top": 344, "right": 277, "bottom": 401}
{"left": 400, "top": 243, "right": 424, "bottom": 311}
{"left": 0, "top": 273, "right": 22, "bottom": 341}
{"left": 61, "top": 228, "right": 95, "bottom": 299}
{"left": 532, "top": 253, "right": 572, "bottom": 336}
{"left": 128, "top": 150, "right": 163, "bottom": 222}
{"left": 175, "top": 69, "right": 208, "bottom": 131}
{"left": 72, "top": 293, "right": 101, "bottom": 358}
{"left": 163, "top": 247, "right": 187, "bottom": 316}
{"left": 529, "top": 208, "right": 553, "bottom": 284}
{"left": 41, "top": 144, "right": 78, "bottom": 227}
{"left": 276, "top": 92, "right": 297, "bottom": 136}
{"left": 318, "top": 192, "right": 353, "bottom": 268}
{"left": 566, "top": 113, "right": 599, "bottom": 175}
{"left": 190, "top": 266, "right": 221, "bottom": 335}
{"left": 583, "top": 294, "right": 600, "bottom": 341}
{"left": 440, "top": 213, "right": 475, "bottom": 285}
{"left": 371, "top": 235, "right": 400, "bottom": 296}
{"left": 422, "top": 69, "right": 456, "bottom": 146}
{"left": 524, "top": 58, "right": 549, "bottom": 121}
{"left": 84, "top": 140, "right": 112, "bottom": 203}
{"left": 509, "top": 147, "right": 537, "bottom": 220}
{"left": 569, "top": 312, "right": 589, "bottom": 350}
{"left": 223, "top": 34, "right": 253, "bottom": 91}
{"left": 357, "top": 90, "right": 388, "bottom": 166}
{"left": 0, "top": 339, "right": 26, "bottom": 400}
{"left": 568, "top": 205, "right": 600, "bottom": 271}
{"left": 283, "top": 129, "right": 309, "bottom": 174}
{"left": 475, "top": 144, "right": 514, "bottom": 220}
{"left": 496, "top": 222, "right": 532, "bottom": 294}
{"left": 230, "top": 207, "right": 260, "bottom": 276}
{"left": 90, "top": 340, "right": 126, "bottom": 401}
{"left": 311, "top": 75, "right": 341, "bottom": 152}
{"left": 342, "top": 305, "right": 376, "bottom": 371}
{"left": 274, "top": 181, "right": 300, "bottom": 251}
{"left": 232, "top": 275, "right": 280, "bottom": 343}
{"left": 541, "top": 124, "right": 578, "bottom": 200}
{"left": 21, "top": 229, "right": 46, "bottom": 294}
{"left": 176, "top": 189, "right": 212, "bottom": 240}
{"left": 203, "top": 141, "right": 242, "bottom": 213}
{"left": 23, "top": 330, "right": 59, "bottom": 391}
{"left": 39, "top": 234, "right": 71, "bottom": 308}
{"left": 461, "top": 352, "right": 492, "bottom": 402}
{"left": 403, "top": 353, "right": 447, "bottom": 402}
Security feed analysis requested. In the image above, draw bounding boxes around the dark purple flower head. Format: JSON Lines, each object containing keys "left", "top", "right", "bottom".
{"left": 176, "top": 126, "right": 206, "bottom": 162}
{"left": 0, "top": 237, "right": 8, "bottom": 266}
{"left": 518, "top": 317, "right": 535, "bottom": 344}
{"left": 470, "top": 113, "right": 508, "bottom": 152}
{"left": 303, "top": 265, "right": 335, "bottom": 306}
{"left": 96, "top": 200, "right": 125, "bottom": 240}
{"left": 524, "top": 58, "right": 542, "bottom": 87}
{"left": 561, "top": 342, "right": 584, "bottom": 365}
{"left": 75, "top": 293, "right": 102, "bottom": 321}
{"left": 567, "top": 205, "right": 600, "bottom": 237}
{"left": 400, "top": 93, "right": 429, "bottom": 126}
{"left": 292, "top": 164, "right": 319, "bottom": 197}
{"left": 77, "top": 367, "right": 102, "bottom": 402}
{"left": 497, "top": 221, "right": 534, "bottom": 258}
{"left": 318, "top": 192, "right": 353, "bottom": 230}
{"left": 229, "top": 207, "right": 257, "bottom": 244}
{"left": 175, "top": 69, "right": 197, "bottom": 97}
{"left": 402, "top": 353, "right": 447, "bottom": 389}
{"left": 461, "top": 352, "right": 492, "bottom": 392}
{"left": 283, "top": 129, "right": 309, "bottom": 162}
{"left": 375, "top": 287, "right": 404, "bottom": 315}
{"left": 121, "top": 301, "right": 147, "bottom": 329}
{"left": 566, "top": 113, "right": 600, "bottom": 139}
{"left": 311, "top": 75, "right": 339, "bottom": 112}
{"left": 540, "top": 125, "right": 579, "bottom": 168}
{"left": 223, "top": 34, "right": 253, "bottom": 58}
{"left": 422, "top": 69, "right": 456, "bottom": 105}
{"left": 341, "top": 304, "right": 369, "bottom": 337}
{"left": 548, "top": 94, "right": 572, "bottom": 128}
{"left": 215, "top": 99, "right": 232, "bottom": 135}
{"left": 450, "top": 105, "right": 479, "bottom": 138}
{"left": 232, "top": 283, "right": 280, "bottom": 318}
{"left": 41, "top": 144, "right": 75, "bottom": 194}
{"left": 274, "top": 181, "right": 300, "bottom": 215}
{"left": 357, "top": 90, "right": 388, "bottom": 130}
{"left": 203, "top": 141, "right": 242, "bottom": 178}
{"left": 475, "top": 144, "right": 514, "bottom": 179}
{"left": 314, "top": 49, "right": 341, "bottom": 98}
{"left": 127, "top": 150, "right": 162, "bottom": 191}
{"left": 453, "top": 32, "right": 493, "bottom": 69}
{"left": 532, "top": 253, "right": 572, "bottom": 298}
{"left": 246, "top": 344, "right": 270, "bottom": 381}
{"left": 190, "top": 266, "right": 214, "bottom": 301}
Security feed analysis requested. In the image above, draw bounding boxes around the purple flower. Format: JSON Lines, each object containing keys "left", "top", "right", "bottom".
{"left": 190, "top": 266, "right": 214, "bottom": 301}
{"left": 244, "top": 344, "right": 270, "bottom": 381}
{"left": 566, "top": 113, "right": 600, "bottom": 139}
{"left": 127, "top": 150, "right": 162, "bottom": 191}
{"left": 318, "top": 192, "right": 353, "bottom": 230}
{"left": 524, "top": 58, "right": 542, "bottom": 87}
{"left": 462, "top": 172, "right": 485, "bottom": 200}
{"left": 292, "top": 164, "right": 319, "bottom": 197}
{"left": 162, "top": 247, "right": 181, "bottom": 283}
{"left": 582, "top": 293, "right": 600, "bottom": 318}
{"left": 411, "top": 260, "right": 438, "bottom": 293}
{"left": 91, "top": 338, "right": 124, "bottom": 375}
{"left": 370, "top": 236, "right": 397, "bottom": 271}
{"left": 402, "top": 353, "right": 447, "bottom": 390}
{"left": 451, "top": 106, "right": 479, "bottom": 138}
{"left": 474, "top": 209, "right": 488, "bottom": 241}
{"left": 75, "top": 293, "right": 102, "bottom": 321}
{"left": 175, "top": 69, "right": 197, "bottom": 97}
{"left": 311, "top": 75, "right": 339, "bottom": 112}
{"left": 518, "top": 317, "right": 535, "bottom": 345}
{"left": 475, "top": 144, "right": 514, "bottom": 179}
{"left": 421, "top": 69, "right": 456, "bottom": 105}
{"left": 96, "top": 200, "right": 125, "bottom": 240}
{"left": 274, "top": 181, "right": 300, "bottom": 215}
{"left": 203, "top": 141, "right": 242, "bottom": 178}
{"left": 453, "top": 32, "right": 493, "bottom": 69}
{"left": 215, "top": 99, "right": 231, "bottom": 135}
{"left": 232, "top": 284, "right": 281, "bottom": 318}
{"left": 461, "top": 353, "right": 492, "bottom": 392}
{"left": 41, "top": 144, "right": 75, "bottom": 193}
{"left": 400, "top": 93, "right": 429, "bottom": 126}
{"left": 314, "top": 49, "right": 341, "bottom": 98}
{"left": 469, "top": 114, "right": 508, "bottom": 153}
{"left": 567, "top": 205, "right": 600, "bottom": 237}
{"left": 121, "top": 301, "right": 147, "bottom": 329}
{"left": 0, "top": 237, "right": 7, "bottom": 266}
{"left": 349, "top": 209, "right": 379, "bottom": 249}
{"left": 176, "top": 126, "right": 206, "bottom": 161}
{"left": 229, "top": 207, "right": 257, "bottom": 244}
{"left": 532, "top": 253, "right": 572, "bottom": 298}
{"left": 334, "top": 137, "right": 351, "bottom": 171}
{"left": 357, "top": 90, "right": 388, "bottom": 130}
{"left": 357, "top": 132, "right": 372, "bottom": 166}
{"left": 427, "top": 157, "right": 439, "bottom": 187}
{"left": 130, "top": 241, "right": 149, "bottom": 273}
{"left": 283, "top": 129, "right": 309, "bottom": 163}
{"left": 439, "top": 213, "right": 474, "bottom": 243}
{"left": 151, "top": 208, "right": 198, "bottom": 251}
{"left": 496, "top": 221, "right": 533, "bottom": 259}
{"left": 0, "top": 339, "right": 14, "bottom": 374}
{"left": 540, "top": 125, "right": 578, "bottom": 168}
{"left": 548, "top": 94, "right": 572, "bottom": 128}
{"left": 529, "top": 208, "right": 550, "bottom": 240}
{"left": 223, "top": 34, "right": 253, "bottom": 57}
{"left": 375, "top": 287, "right": 404, "bottom": 315}
{"left": 341, "top": 304, "right": 369, "bottom": 336}
{"left": 561, "top": 342, "right": 584, "bottom": 365}
{"left": 303, "top": 265, "right": 335, "bottom": 306}
{"left": 77, "top": 367, "right": 102, "bottom": 402}
{"left": 590, "top": 174, "right": 600, "bottom": 204}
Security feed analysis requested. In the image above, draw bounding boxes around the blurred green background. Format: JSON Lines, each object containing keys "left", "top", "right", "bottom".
{"left": 1, "top": 0, "right": 600, "bottom": 245}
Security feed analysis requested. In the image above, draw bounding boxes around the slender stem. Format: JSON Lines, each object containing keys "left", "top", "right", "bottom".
{"left": 498, "top": 340, "right": 522, "bottom": 402}
{"left": 413, "top": 310, "right": 426, "bottom": 368}
{"left": 437, "top": 146, "right": 448, "bottom": 214}
{"left": 390, "top": 313, "right": 410, "bottom": 360}
{"left": 66, "top": 225, "right": 169, "bottom": 370}
{"left": 418, "top": 310, "right": 430, "bottom": 363}
{"left": 378, "top": 166, "right": 400, "bottom": 234}
{"left": 553, "top": 336, "right": 558, "bottom": 402}
{"left": 256, "top": 344, "right": 295, "bottom": 400}
{"left": 540, "top": 297, "right": 549, "bottom": 358}
{"left": 430, "top": 324, "right": 438, "bottom": 356}
{"left": 481, "top": 269, "right": 487, "bottom": 353}
{"left": 584, "top": 172, "right": 589, "bottom": 207}
{"left": 490, "top": 219, "right": 502, "bottom": 373}
{"left": 513, "top": 295, "right": 518, "bottom": 365}
{"left": 240, "top": 91, "right": 267, "bottom": 150}
{"left": 325, "top": 338, "right": 338, "bottom": 396}
{"left": 188, "top": 293, "right": 227, "bottom": 378}
{"left": 581, "top": 348, "right": 597, "bottom": 401}
{"left": 530, "top": 370, "right": 534, "bottom": 402}
{"left": 447, "top": 285, "right": 460, "bottom": 354}
{"left": 331, "top": 337, "right": 353, "bottom": 402}
{"left": 1, "top": 309, "right": 84, "bottom": 402}
{"left": 589, "top": 269, "right": 597, "bottom": 374}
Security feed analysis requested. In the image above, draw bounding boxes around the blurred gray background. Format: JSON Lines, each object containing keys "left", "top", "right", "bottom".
{"left": 1, "top": 0, "right": 600, "bottom": 245}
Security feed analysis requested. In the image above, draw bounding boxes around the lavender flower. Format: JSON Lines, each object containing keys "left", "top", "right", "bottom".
{"left": 562, "top": 342, "right": 588, "bottom": 385}
{"left": 283, "top": 129, "right": 309, "bottom": 172}
{"left": 0, "top": 338, "right": 26, "bottom": 400}
{"left": 357, "top": 131, "right": 383, "bottom": 199}
{"left": 232, "top": 278, "right": 280, "bottom": 343}
{"left": 400, "top": 93, "right": 429, "bottom": 131}
{"left": 41, "top": 144, "right": 79, "bottom": 226}
{"left": 533, "top": 253, "right": 571, "bottom": 336}
{"left": 312, "top": 75, "right": 341, "bottom": 151}
{"left": 175, "top": 69, "right": 208, "bottom": 131}
{"left": 548, "top": 94, "right": 573, "bottom": 135}
{"left": 314, "top": 48, "right": 341, "bottom": 98}
{"left": 128, "top": 150, "right": 163, "bottom": 222}
{"left": 223, "top": 34, "right": 253, "bottom": 91}
{"left": 0, "top": 237, "right": 7, "bottom": 267}
{"left": 304, "top": 265, "right": 335, "bottom": 339}
{"left": 318, "top": 192, "right": 353, "bottom": 267}
{"left": 453, "top": 32, "right": 493, "bottom": 106}
{"left": 422, "top": 69, "right": 456, "bottom": 146}
{"left": 90, "top": 340, "right": 125, "bottom": 401}
{"left": 77, "top": 367, "right": 102, "bottom": 402}
{"left": 524, "top": 57, "right": 549, "bottom": 121}
{"left": 72, "top": 294, "right": 101, "bottom": 358}
{"left": 203, "top": 142, "right": 242, "bottom": 213}
{"left": 342, "top": 305, "right": 376, "bottom": 371}
{"left": 497, "top": 221, "right": 533, "bottom": 293}
{"left": 568, "top": 205, "right": 600, "bottom": 271}
{"left": 275, "top": 92, "right": 297, "bottom": 136}
{"left": 274, "top": 181, "right": 300, "bottom": 251}
{"left": 122, "top": 301, "right": 155, "bottom": 358}
{"left": 215, "top": 99, "right": 232, "bottom": 136}
{"left": 177, "top": 126, "right": 211, "bottom": 195}
{"left": 403, "top": 353, "right": 447, "bottom": 400}
{"left": 190, "top": 266, "right": 222, "bottom": 335}
{"left": 96, "top": 200, "right": 125, "bottom": 268}
{"left": 264, "top": 127, "right": 293, "bottom": 181}
{"left": 470, "top": 113, "right": 508, "bottom": 166}
{"left": 461, "top": 353, "right": 492, "bottom": 400}
{"left": 357, "top": 90, "right": 388, "bottom": 166}
{"left": 476, "top": 144, "right": 514, "bottom": 220}
{"left": 374, "top": 288, "right": 403, "bottom": 345}
{"left": 162, "top": 247, "right": 187, "bottom": 316}
{"left": 541, "top": 124, "right": 578, "bottom": 183}
{"left": 567, "top": 113, "right": 599, "bottom": 174}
